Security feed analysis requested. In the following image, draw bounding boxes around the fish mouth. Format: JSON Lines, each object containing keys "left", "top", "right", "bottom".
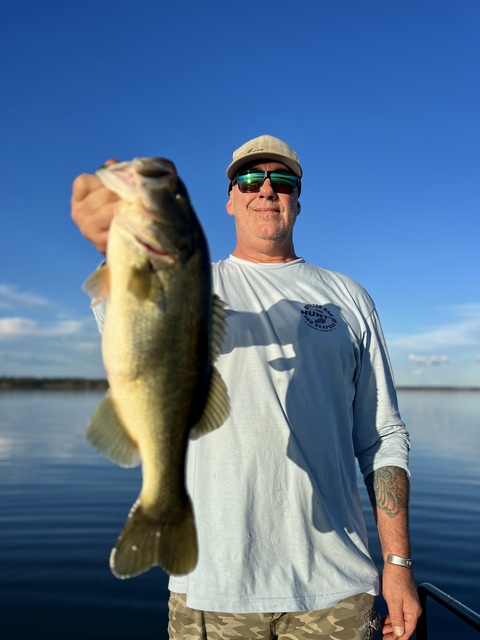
{"left": 135, "top": 236, "right": 171, "bottom": 257}
{"left": 134, "top": 158, "right": 176, "bottom": 179}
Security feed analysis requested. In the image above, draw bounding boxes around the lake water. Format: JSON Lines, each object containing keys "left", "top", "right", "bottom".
{"left": 1, "top": 389, "right": 479, "bottom": 639}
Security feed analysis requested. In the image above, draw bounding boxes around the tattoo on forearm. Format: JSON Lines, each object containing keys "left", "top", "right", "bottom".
{"left": 366, "top": 466, "right": 409, "bottom": 518}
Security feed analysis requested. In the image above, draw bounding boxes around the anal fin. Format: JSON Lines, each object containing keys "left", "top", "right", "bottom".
{"left": 86, "top": 391, "right": 140, "bottom": 467}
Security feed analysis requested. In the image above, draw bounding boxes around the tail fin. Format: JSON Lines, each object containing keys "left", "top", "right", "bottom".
{"left": 109, "top": 498, "right": 198, "bottom": 579}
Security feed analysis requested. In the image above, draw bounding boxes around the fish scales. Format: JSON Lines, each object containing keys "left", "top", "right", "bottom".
{"left": 82, "top": 158, "right": 229, "bottom": 579}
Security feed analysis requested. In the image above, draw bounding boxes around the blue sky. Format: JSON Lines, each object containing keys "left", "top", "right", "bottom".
{"left": 1, "top": 0, "right": 479, "bottom": 387}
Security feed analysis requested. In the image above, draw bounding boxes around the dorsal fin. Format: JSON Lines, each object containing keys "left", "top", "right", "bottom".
{"left": 190, "top": 366, "right": 230, "bottom": 439}
{"left": 211, "top": 295, "right": 227, "bottom": 361}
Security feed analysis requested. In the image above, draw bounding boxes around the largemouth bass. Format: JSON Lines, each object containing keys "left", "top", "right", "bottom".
{"left": 82, "top": 158, "right": 229, "bottom": 579}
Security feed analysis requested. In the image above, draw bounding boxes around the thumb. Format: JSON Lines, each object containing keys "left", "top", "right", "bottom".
{"left": 389, "top": 611, "right": 405, "bottom": 638}
{"left": 390, "top": 615, "right": 405, "bottom": 638}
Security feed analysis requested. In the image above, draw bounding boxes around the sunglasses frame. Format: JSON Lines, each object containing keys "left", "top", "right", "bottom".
{"left": 229, "top": 169, "right": 301, "bottom": 195}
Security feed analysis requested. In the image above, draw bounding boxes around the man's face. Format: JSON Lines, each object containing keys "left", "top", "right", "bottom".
{"left": 226, "top": 161, "right": 301, "bottom": 246}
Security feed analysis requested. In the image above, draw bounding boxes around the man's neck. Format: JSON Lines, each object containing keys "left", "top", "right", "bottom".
{"left": 231, "top": 243, "right": 299, "bottom": 264}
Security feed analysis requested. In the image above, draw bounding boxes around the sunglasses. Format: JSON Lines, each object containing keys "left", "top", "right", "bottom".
{"left": 231, "top": 169, "right": 300, "bottom": 195}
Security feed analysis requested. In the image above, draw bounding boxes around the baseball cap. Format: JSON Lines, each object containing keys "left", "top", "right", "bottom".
{"left": 226, "top": 135, "right": 303, "bottom": 180}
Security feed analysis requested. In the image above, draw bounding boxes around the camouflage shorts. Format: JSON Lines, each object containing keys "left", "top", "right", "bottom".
{"left": 168, "top": 591, "right": 380, "bottom": 640}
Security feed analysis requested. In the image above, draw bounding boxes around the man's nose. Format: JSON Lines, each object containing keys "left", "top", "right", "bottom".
{"left": 259, "top": 178, "right": 276, "bottom": 197}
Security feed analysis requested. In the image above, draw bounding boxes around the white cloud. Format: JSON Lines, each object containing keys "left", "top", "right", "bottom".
{"left": 0, "top": 317, "right": 36, "bottom": 338}
{"left": 0, "top": 327, "right": 104, "bottom": 378}
{"left": 0, "top": 282, "right": 104, "bottom": 377}
{"left": 75, "top": 341, "right": 101, "bottom": 352}
{"left": 408, "top": 353, "right": 449, "bottom": 366}
{"left": 388, "top": 304, "right": 480, "bottom": 386}
{"left": 389, "top": 303, "right": 480, "bottom": 353}
{"left": 0, "top": 284, "right": 48, "bottom": 309}
{"left": 0, "top": 316, "right": 85, "bottom": 340}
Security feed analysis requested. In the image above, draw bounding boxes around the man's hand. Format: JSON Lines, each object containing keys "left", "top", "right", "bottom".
{"left": 71, "top": 159, "right": 119, "bottom": 254}
{"left": 381, "top": 564, "right": 422, "bottom": 639}
{"left": 365, "top": 467, "right": 422, "bottom": 638}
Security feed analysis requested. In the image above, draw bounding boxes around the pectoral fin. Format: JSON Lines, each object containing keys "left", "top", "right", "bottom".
{"left": 86, "top": 391, "right": 140, "bottom": 467}
{"left": 127, "top": 262, "right": 154, "bottom": 299}
{"left": 82, "top": 263, "right": 110, "bottom": 307}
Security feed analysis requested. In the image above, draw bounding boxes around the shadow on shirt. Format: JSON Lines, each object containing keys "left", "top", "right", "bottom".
{"left": 219, "top": 297, "right": 381, "bottom": 536}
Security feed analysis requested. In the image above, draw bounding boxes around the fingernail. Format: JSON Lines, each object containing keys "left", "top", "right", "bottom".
{"left": 394, "top": 626, "right": 404, "bottom": 637}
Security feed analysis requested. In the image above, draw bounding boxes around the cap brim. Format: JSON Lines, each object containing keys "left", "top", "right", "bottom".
{"left": 227, "top": 152, "right": 302, "bottom": 180}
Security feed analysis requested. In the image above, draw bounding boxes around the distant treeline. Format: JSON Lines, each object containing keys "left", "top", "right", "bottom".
{"left": 0, "top": 377, "right": 478, "bottom": 392}
{"left": 0, "top": 377, "right": 108, "bottom": 391}
{"left": 396, "top": 385, "right": 480, "bottom": 392}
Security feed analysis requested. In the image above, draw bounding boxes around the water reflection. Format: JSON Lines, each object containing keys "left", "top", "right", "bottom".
{"left": 0, "top": 391, "right": 105, "bottom": 482}
{"left": 361, "top": 389, "right": 480, "bottom": 639}
{"left": 0, "top": 389, "right": 479, "bottom": 640}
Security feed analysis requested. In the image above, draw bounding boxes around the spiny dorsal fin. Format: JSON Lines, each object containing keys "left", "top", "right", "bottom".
{"left": 86, "top": 391, "right": 140, "bottom": 467}
{"left": 82, "top": 263, "right": 110, "bottom": 307}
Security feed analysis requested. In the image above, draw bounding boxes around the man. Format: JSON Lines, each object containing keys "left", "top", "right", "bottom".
{"left": 72, "top": 135, "right": 421, "bottom": 640}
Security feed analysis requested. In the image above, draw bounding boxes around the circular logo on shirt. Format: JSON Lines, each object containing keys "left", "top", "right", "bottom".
{"left": 301, "top": 304, "right": 338, "bottom": 332}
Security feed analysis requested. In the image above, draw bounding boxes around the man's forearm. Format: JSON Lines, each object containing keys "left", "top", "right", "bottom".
{"left": 366, "top": 466, "right": 422, "bottom": 638}
{"left": 365, "top": 465, "right": 411, "bottom": 558}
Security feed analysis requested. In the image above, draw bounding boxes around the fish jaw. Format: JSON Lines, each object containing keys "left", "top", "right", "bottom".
{"left": 97, "top": 157, "right": 187, "bottom": 221}
{"left": 96, "top": 158, "right": 177, "bottom": 204}
{"left": 97, "top": 159, "right": 200, "bottom": 264}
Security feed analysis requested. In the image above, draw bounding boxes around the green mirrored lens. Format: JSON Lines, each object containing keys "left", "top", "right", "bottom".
{"left": 237, "top": 172, "right": 264, "bottom": 192}
{"left": 269, "top": 172, "right": 297, "bottom": 193}
{"left": 236, "top": 171, "right": 297, "bottom": 194}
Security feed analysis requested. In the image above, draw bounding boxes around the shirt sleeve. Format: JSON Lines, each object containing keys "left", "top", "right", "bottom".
{"left": 353, "top": 307, "right": 410, "bottom": 479}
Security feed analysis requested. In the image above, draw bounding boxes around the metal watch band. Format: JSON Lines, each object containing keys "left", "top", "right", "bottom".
{"left": 386, "top": 554, "right": 412, "bottom": 568}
